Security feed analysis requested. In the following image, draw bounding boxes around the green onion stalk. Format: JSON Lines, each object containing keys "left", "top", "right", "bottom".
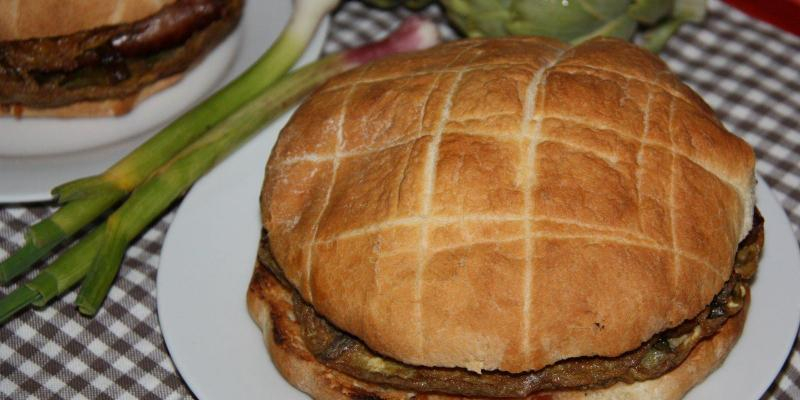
{"left": 0, "top": 0, "right": 339, "bottom": 285}
{"left": 0, "top": 16, "right": 442, "bottom": 322}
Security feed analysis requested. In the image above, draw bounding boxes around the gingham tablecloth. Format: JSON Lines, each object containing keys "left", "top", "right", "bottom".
{"left": 2, "top": 1, "right": 799, "bottom": 398}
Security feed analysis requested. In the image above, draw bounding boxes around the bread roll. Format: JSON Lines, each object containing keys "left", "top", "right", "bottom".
{"left": 261, "top": 36, "right": 756, "bottom": 374}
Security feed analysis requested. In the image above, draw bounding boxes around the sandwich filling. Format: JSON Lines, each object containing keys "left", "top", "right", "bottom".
{"left": 0, "top": 0, "right": 242, "bottom": 110}
{"left": 259, "top": 210, "right": 762, "bottom": 398}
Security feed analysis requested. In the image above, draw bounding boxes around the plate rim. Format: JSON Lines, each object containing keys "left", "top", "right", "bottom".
{"left": 157, "top": 11, "right": 330, "bottom": 400}
{"left": 155, "top": 38, "right": 800, "bottom": 400}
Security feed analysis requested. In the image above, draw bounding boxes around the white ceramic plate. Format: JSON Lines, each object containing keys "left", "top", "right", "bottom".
{"left": 158, "top": 116, "right": 800, "bottom": 400}
{"left": 0, "top": 31, "right": 239, "bottom": 157}
{"left": 0, "top": 1, "right": 290, "bottom": 203}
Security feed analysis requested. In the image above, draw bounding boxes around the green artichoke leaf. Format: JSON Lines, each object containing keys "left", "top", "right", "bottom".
{"left": 642, "top": 17, "right": 684, "bottom": 52}
{"left": 441, "top": 0, "right": 644, "bottom": 42}
{"left": 673, "top": 0, "right": 706, "bottom": 22}
{"left": 389, "top": 0, "right": 707, "bottom": 52}
{"left": 443, "top": 0, "right": 514, "bottom": 37}
{"left": 506, "top": 0, "right": 607, "bottom": 41}
{"left": 576, "top": 0, "right": 631, "bottom": 20}
{"left": 511, "top": 0, "right": 636, "bottom": 41}
{"left": 570, "top": 12, "right": 638, "bottom": 44}
{"left": 627, "top": 0, "right": 675, "bottom": 24}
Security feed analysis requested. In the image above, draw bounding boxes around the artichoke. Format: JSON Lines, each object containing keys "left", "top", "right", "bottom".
{"left": 362, "top": 0, "right": 707, "bottom": 52}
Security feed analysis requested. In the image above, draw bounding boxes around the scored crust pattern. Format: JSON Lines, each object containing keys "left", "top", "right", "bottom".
{"left": 261, "top": 37, "right": 755, "bottom": 373}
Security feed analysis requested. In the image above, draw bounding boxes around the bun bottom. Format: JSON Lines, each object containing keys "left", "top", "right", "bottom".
{"left": 0, "top": 74, "right": 182, "bottom": 118}
{"left": 247, "top": 263, "right": 748, "bottom": 400}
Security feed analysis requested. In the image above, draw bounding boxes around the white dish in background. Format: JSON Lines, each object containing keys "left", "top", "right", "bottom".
{"left": 0, "top": 30, "right": 239, "bottom": 157}
{"left": 0, "top": 1, "right": 288, "bottom": 203}
{"left": 158, "top": 113, "right": 800, "bottom": 400}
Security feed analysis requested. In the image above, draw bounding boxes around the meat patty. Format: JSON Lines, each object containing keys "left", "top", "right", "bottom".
{"left": 258, "top": 210, "right": 763, "bottom": 398}
{"left": 0, "top": 0, "right": 242, "bottom": 109}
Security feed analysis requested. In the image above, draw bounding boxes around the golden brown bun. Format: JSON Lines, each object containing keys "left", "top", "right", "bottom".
{"left": 0, "top": 0, "right": 176, "bottom": 40}
{"left": 261, "top": 37, "right": 756, "bottom": 372}
{"left": 0, "top": 74, "right": 181, "bottom": 117}
{"left": 247, "top": 262, "right": 749, "bottom": 400}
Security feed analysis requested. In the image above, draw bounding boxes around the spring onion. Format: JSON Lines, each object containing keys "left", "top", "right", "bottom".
{"left": 0, "top": 0, "right": 339, "bottom": 284}
{"left": 0, "top": 15, "right": 441, "bottom": 322}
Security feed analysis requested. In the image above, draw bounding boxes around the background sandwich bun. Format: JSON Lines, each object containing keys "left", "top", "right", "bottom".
{"left": 0, "top": 0, "right": 175, "bottom": 40}
{"left": 0, "top": 0, "right": 242, "bottom": 117}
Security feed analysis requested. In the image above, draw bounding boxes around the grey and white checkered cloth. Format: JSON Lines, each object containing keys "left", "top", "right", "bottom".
{"left": 2, "top": 0, "right": 799, "bottom": 398}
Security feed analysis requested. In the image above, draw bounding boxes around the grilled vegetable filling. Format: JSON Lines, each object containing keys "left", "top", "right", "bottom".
{"left": 260, "top": 210, "right": 762, "bottom": 398}
{"left": 0, "top": 0, "right": 242, "bottom": 109}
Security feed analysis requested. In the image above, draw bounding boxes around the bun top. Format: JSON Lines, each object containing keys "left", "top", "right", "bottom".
{"left": 261, "top": 37, "right": 756, "bottom": 373}
{"left": 0, "top": 0, "right": 176, "bottom": 40}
